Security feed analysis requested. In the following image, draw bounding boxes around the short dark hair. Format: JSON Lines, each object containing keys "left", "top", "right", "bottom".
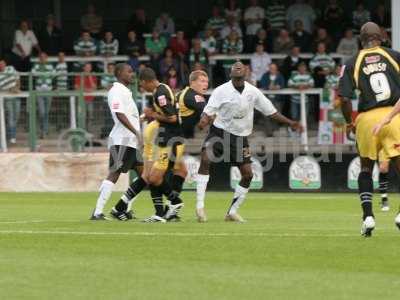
{"left": 114, "top": 63, "right": 128, "bottom": 77}
{"left": 139, "top": 67, "right": 157, "bottom": 81}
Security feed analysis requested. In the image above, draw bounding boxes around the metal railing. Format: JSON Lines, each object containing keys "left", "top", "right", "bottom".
{"left": 1, "top": 81, "right": 321, "bottom": 153}
{"left": 0, "top": 72, "right": 138, "bottom": 152}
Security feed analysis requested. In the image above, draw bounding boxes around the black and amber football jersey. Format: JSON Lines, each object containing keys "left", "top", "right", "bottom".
{"left": 338, "top": 46, "right": 400, "bottom": 112}
{"left": 152, "top": 83, "right": 182, "bottom": 145}
{"left": 176, "top": 86, "right": 207, "bottom": 138}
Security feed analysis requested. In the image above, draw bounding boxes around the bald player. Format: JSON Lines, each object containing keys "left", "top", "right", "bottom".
{"left": 195, "top": 62, "right": 302, "bottom": 222}
{"left": 339, "top": 22, "right": 400, "bottom": 237}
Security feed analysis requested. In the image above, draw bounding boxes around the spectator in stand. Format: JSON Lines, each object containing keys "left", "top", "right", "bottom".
{"left": 206, "top": 6, "right": 226, "bottom": 41}
{"left": 224, "top": 0, "right": 242, "bottom": 26}
{"left": 222, "top": 30, "right": 243, "bottom": 77}
{"left": 266, "top": 0, "right": 287, "bottom": 34}
{"left": 323, "top": 0, "right": 345, "bottom": 42}
{"left": 251, "top": 28, "right": 273, "bottom": 53}
{"left": 154, "top": 13, "right": 175, "bottom": 38}
{"left": 243, "top": 0, "right": 265, "bottom": 52}
{"left": 159, "top": 47, "right": 180, "bottom": 79}
{"left": 259, "top": 63, "right": 285, "bottom": 110}
{"left": 273, "top": 29, "right": 294, "bottom": 55}
{"left": 352, "top": 2, "right": 370, "bottom": 34}
{"left": 291, "top": 19, "right": 312, "bottom": 52}
{"left": 259, "top": 62, "right": 286, "bottom": 134}
{"left": 163, "top": 66, "right": 182, "bottom": 92}
{"left": 250, "top": 43, "right": 271, "bottom": 85}
{"left": 191, "top": 62, "right": 206, "bottom": 72}
{"left": 188, "top": 38, "right": 209, "bottom": 70}
{"left": 287, "top": 61, "right": 314, "bottom": 121}
{"left": 99, "top": 31, "right": 119, "bottom": 57}
{"left": 287, "top": 0, "right": 316, "bottom": 33}
{"left": 169, "top": 30, "right": 189, "bottom": 59}
{"left": 380, "top": 27, "right": 392, "bottom": 48}
{"left": 101, "top": 63, "right": 116, "bottom": 90}
{"left": 124, "top": 30, "right": 144, "bottom": 71}
{"left": 11, "top": 20, "right": 41, "bottom": 71}
{"left": 372, "top": 3, "right": 391, "bottom": 29}
{"left": 124, "top": 30, "right": 144, "bottom": 57}
{"left": 0, "top": 58, "right": 21, "bottom": 144}
{"left": 309, "top": 42, "right": 335, "bottom": 88}
{"left": 54, "top": 52, "right": 68, "bottom": 130}
{"left": 244, "top": 64, "right": 256, "bottom": 86}
{"left": 38, "top": 14, "right": 63, "bottom": 56}
{"left": 220, "top": 15, "right": 243, "bottom": 40}
{"left": 73, "top": 31, "right": 96, "bottom": 71}
{"left": 100, "top": 63, "right": 116, "bottom": 137}
{"left": 145, "top": 29, "right": 167, "bottom": 69}
{"left": 55, "top": 52, "right": 68, "bottom": 91}
{"left": 127, "top": 9, "right": 151, "bottom": 41}
{"left": 312, "top": 27, "right": 334, "bottom": 53}
{"left": 324, "top": 64, "right": 341, "bottom": 89}
{"left": 80, "top": 4, "right": 103, "bottom": 39}
{"left": 32, "top": 52, "right": 55, "bottom": 138}
{"left": 336, "top": 28, "right": 359, "bottom": 56}
{"left": 281, "top": 45, "right": 304, "bottom": 81}
{"left": 201, "top": 27, "right": 218, "bottom": 55}
{"left": 74, "top": 62, "right": 97, "bottom": 129}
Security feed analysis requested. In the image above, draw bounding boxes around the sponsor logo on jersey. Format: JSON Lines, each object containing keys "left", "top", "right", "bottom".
{"left": 194, "top": 95, "right": 205, "bottom": 102}
{"left": 158, "top": 95, "right": 167, "bottom": 106}
{"left": 112, "top": 102, "right": 120, "bottom": 109}
{"left": 365, "top": 55, "right": 381, "bottom": 64}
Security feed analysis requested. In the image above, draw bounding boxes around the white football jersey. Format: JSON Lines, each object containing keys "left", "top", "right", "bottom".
{"left": 203, "top": 81, "right": 277, "bottom": 136}
{"left": 107, "top": 82, "right": 141, "bottom": 149}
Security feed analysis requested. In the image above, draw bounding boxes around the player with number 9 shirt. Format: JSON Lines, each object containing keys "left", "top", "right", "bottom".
{"left": 338, "top": 22, "right": 400, "bottom": 237}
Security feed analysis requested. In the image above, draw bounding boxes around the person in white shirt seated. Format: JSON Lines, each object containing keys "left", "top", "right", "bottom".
{"left": 195, "top": 62, "right": 302, "bottom": 222}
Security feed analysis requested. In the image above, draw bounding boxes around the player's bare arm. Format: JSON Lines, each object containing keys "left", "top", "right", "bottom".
{"left": 340, "top": 96, "right": 355, "bottom": 137}
{"left": 373, "top": 98, "right": 400, "bottom": 135}
{"left": 198, "top": 113, "right": 214, "bottom": 130}
{"left": 269, "top": 112, "right": 303, "bottom": 132}
{"left": 116, "top": 112, "right": 142, "bottom": 145}
{"left": 152, "top": 112, "right": 177, "bottom": 124}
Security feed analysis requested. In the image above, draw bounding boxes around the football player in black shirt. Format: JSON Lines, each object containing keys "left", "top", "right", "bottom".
{"left": 339, "top": 22, "right": 400, "bottom": 236}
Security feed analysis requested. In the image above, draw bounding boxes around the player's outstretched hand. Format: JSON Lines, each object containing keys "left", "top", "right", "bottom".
{"left": 290, "top": 121, "right": 304, "bottom": 133}
{"left": 345, "top": 123, "right": 356, "bottom": 140}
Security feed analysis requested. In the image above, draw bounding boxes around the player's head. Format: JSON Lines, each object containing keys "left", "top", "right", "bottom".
{"left": 360, "top": 22, "right": 382, "bottom": 48}
{"left": 115, "top": 63, "right": 133, "bottom": 85}
{"left": 138, "top": 67, "right": 158, "bottom": 92}
{"left": 189, "top": 70, "right": 209, "bottom": 94}
{"left": 230, "top": 61, "right": 246, "bottom": 87}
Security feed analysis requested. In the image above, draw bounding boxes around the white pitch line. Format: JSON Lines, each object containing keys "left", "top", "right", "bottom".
{"left": 0, "top": 220, "right": 45, "bottom": 224}
{"left": 0, "top": 229, "right": 397, "bottom": 238}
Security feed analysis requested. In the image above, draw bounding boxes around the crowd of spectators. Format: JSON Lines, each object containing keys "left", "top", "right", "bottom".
{"left": 0, "top": 0, "right": 393, "bottom": 142}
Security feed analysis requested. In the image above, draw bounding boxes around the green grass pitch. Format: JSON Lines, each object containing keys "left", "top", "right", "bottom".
{"left": 1, "top": 192, "right": 400, "bottom": 300}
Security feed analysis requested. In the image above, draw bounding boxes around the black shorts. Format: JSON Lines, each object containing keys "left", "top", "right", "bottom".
{"left": 202, "top": 125, "right": 251, "bottom": 166}
{"left": 109, "top": 145, "right": 143, "bottom": 173}
{"left": 156, "top": 125, "right": 184, "bottom": 147}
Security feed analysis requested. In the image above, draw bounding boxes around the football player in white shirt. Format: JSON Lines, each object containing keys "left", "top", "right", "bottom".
{"left": 91, "top": 63, "right": 145, "bottom": 220}
{"left": 195, "top": 62, "right": 302, "bottom": 222}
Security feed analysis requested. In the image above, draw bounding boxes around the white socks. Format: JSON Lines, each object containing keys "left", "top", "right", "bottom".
{"left": 196, "top": 174, "right": 210, "bottom": 209}
{"left": 228, "top": 184, "right": 249, "bottom": 215}
{"left": 126, "top": 196, "right": 137, "bottom": 211}
{"left": 94, "top": 180, "right": 114, "bottom": 216}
